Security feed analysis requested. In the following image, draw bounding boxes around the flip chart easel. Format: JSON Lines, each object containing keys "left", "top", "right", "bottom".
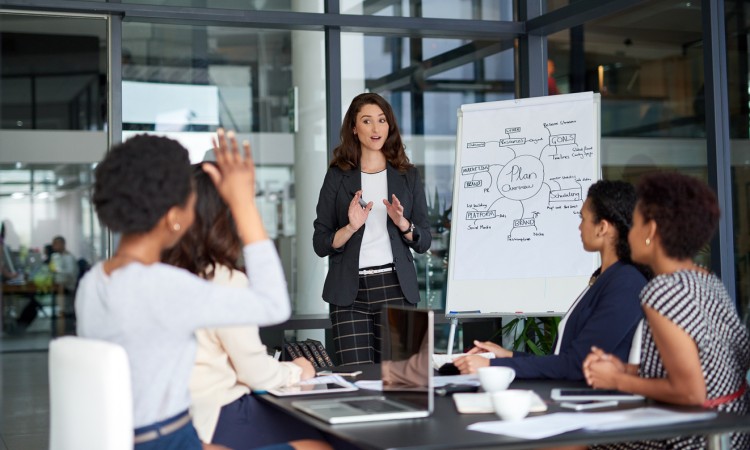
{"left": 445, "top": 92, "right": 601, "bottom": 354}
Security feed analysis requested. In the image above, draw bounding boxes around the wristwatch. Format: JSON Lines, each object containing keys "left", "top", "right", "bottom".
{"left": 400, "top": 220, "right": 415, "bottom": 235}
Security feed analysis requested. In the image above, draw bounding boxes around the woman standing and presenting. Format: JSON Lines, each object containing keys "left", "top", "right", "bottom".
{"left": 313, "top": 93, "right": 431, "bottom": 366}
{"left": 584, "top": 172, "right": 749, "bottom": 449}
{"left": 453, "top": 180, "right": 647, "bottom": 380}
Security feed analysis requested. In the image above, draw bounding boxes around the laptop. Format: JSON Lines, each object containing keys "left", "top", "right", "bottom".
{"left": 292, "top": 306, "right": 434, "bottom": 424}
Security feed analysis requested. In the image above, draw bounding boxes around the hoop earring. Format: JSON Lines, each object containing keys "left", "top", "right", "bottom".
{"left": 645, "top": 238, "right": 651, "bottom": 246}
{"left": 173, "top": 223, "right": 181, "bottom": 232}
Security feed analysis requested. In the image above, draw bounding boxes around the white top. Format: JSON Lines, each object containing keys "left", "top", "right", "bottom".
{"left": 628, "top": 319, "right": 643, "bottom": 364}
{"left": 190, "top": 265, "right": 302, "bottom": 442}
{"left": 553, "top": 284, "right": 591, "bottom": 355}
{"left": 360, "top": 170, "right": 393, "bottom": 268}
{"left": 75, "top": 240, "right": 290, "bottom": 428}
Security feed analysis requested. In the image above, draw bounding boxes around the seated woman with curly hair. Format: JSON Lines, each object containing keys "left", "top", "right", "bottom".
{"left": 584, "top": 172, "right": 750, "bottom": 450}
{"left": 76, "top": 130, "right": 296, "bottom": 450}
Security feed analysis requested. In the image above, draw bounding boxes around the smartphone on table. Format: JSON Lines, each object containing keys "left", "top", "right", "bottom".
{"left": 560, "top": 400, "right": 619, "bottom": 411}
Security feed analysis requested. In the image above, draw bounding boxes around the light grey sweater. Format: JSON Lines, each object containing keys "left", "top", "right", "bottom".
{"left": 75, "top": 240, "right": 290, "bottom": 428}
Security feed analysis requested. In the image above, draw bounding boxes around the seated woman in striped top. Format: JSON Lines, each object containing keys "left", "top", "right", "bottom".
{"left": 583, "top": 172, "right": 750, "bottom": 450}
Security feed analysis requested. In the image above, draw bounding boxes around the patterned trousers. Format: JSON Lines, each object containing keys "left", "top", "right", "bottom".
{"left": 329, "top": 268, "right": 412, "bottom": 366}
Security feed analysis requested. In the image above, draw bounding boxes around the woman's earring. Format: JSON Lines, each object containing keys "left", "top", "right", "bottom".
{"left": 645, "top": 238, "right": 651, "bottom": 246}
{"left": 173, "top": 223, "right": 181, "bottom": 232}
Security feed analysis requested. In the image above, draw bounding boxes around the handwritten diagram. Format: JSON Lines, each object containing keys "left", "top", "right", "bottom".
{"left": 461, "top": 122, "right": 593, "bottom": 240}
{"left": 451, "top": 94, "right": 599, "bottom": 282}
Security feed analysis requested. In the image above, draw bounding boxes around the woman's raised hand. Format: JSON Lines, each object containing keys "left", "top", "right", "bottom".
{"left": 203, "top": 128, "right": 267, "bottom": 244}
{"left": 203, "top": 128, "right": 256, "bottom": 209}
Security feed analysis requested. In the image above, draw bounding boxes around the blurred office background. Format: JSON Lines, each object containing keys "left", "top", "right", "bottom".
{"left": 0, "top": 0, "right": 747, "bottom": 357}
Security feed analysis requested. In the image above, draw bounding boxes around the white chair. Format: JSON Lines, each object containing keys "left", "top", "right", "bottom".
{"left": 49, "top": 336, "right": 133, "bottom": 450}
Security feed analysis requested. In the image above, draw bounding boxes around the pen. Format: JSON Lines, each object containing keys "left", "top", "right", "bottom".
{"left": 435, "top": 384, "right": 479, "bottom": 396}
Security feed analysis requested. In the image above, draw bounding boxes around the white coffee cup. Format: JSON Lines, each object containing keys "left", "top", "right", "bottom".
{"left": 491, "top": 389, "right": 533, "bottom": 421}
{"left": 477, "top": 366, "right": 516, "bottom": 393}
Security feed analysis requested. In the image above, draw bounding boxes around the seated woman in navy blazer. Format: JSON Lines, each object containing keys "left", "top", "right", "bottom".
{"left": 453, "top": 180, "right": 649, "bottom": 380}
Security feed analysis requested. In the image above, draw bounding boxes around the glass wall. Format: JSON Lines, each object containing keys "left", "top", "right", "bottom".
{"left": 548, "top": 0, "right": 710, "bottom": 261}
{"left": 725, "top": 0, "right": 750, "bottom": 322}
{"left": 120, "top": 0, "right": 316, "bottom": 12}
{"left": 0, "top": 14, "right": 106, "bottom": 131}
{"left": 121, "top": 22, "right": 327, "bottom": 310}
{"left": 341, "top": 0, "right": 512, "bottom": 20}
{"left": 0, "top": 12, "right": 107, "bottom": 351}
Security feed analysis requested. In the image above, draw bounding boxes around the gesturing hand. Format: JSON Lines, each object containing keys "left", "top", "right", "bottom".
{"left": 347, "top": 190, "right": 371, "bottom": 232}
{"left": 383, "top": 194, "right": 409, "bottom": 231}
{"left": 202, "top": 128, "right": 256, "bottom": 209}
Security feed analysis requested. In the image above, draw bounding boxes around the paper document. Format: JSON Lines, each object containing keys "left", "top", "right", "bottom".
{"left": 583, "top": 407, "right": 716, "bottom": 431}
{"left": 354, "top": 380, "right": 383, "bottom": 391}
{"left": 469, "top": 412, "right": 619, "bottom": 439}
{"left": 299, "top": 375, "right": 352, "bottom": 386}
{"left": 468, "top": 408, "right": 718, "bottom": 440}
{"left": 432, "top": 352, "right": 494, "bottom": 369}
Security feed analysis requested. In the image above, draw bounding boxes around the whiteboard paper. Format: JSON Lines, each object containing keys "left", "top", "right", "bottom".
{"left": 446, "top": 92, "right": 601, "bottom": 316}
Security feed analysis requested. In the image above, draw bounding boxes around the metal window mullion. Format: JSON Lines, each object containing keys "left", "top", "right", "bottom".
{"left": 325, "top": 0, "right": 341, "bottom": 161}
{"left": 703, "top": 0, "right": 736, "bottom": 304}
{"left": 105, "top": 12, "right": 122, "bottom": 259}
{"left": 518, "top": 0, "right": 546, "bottom": 98}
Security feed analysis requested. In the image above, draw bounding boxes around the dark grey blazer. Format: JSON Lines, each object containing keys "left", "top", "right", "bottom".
{"left": 313, "top": 163, "right": 432, "bottom": 306}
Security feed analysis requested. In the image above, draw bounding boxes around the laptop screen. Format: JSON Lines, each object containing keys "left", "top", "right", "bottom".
{"left": 380, "top": 306, "right": 434, "bottom": 411}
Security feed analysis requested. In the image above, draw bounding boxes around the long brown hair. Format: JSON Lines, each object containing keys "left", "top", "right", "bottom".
{"left": 330, "top": 93, "right": 413, "bottom": 173}
{"left": 162, "top": 163, "right": 242, "bottom": 279}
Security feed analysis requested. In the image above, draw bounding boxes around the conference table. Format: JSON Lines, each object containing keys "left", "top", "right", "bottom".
{"left": 258, "top": 367, "right": 750, "bottom": 450}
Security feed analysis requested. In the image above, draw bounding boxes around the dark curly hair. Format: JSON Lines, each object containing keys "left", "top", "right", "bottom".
{"left": 636, "top": 172, "right": 720, "bottom": 260}
{"left": 330, "top": 93, "right": 413, "bottom": 173}
{"left": 93, "top": 134, "right": 193, "bottom": 234}
{"left": 162, "top": 163, "right": 242, "bottom": 279}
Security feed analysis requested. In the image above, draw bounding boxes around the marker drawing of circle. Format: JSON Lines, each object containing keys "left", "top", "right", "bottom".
{"left": 496, "top": 155, "right": 544, "bottom": 201}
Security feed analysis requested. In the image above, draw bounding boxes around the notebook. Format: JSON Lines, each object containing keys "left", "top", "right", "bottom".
{"left": 453, "top": 391, "right": 548, "bottom": 414}
{"left": 292, "top": 307, "right": 434, "bottom": 424}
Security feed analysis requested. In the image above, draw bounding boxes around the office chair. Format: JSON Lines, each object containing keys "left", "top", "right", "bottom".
{"left": 48, "top": 336, "right": 133, "bottom": 450}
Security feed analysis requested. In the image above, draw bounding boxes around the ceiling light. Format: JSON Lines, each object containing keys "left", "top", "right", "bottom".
{"left": 11, "top": 192, "right": 25, "bottom": 199}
